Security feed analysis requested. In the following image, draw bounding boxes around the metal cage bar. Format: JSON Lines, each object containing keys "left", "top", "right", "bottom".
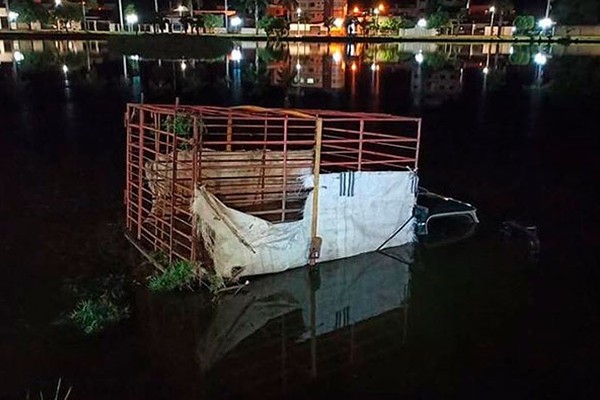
{"left": 124, "top": 104, "right": 421, "bottom": 267}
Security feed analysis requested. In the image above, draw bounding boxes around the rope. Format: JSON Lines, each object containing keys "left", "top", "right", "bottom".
{"left": 376, "top": 215, "right": 415, "bottom": 252}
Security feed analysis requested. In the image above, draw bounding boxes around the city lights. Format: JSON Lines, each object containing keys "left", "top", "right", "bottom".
{"left": 230, "top": 48, "right": 242, "bottom": 62}
{"left": 230, "top": 16, "right": 242, "bottom": 27}
{"left": 414, "top": 51, "right": 424, "bottom": 64}
{"left": 538, "top": 17, "right": 554, "bottom": 30}
{"left": 534, "top": 52, "right": 547, "bottom": 66}
{"left": 13, "top": 51, "right": 24, "bottom": 62}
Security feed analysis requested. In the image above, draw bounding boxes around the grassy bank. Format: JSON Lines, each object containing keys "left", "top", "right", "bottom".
{"left": 1, "top": 30, "right": 600, "bottom": 44}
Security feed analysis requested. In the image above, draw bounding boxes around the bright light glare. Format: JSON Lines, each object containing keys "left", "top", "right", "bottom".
{"left": 62, "top": 64, "right": 69, "bottom": 74}
{"left": 230, "top": 16, "right": 242, "bottom": 27}
{"left": 483, "top": 66, "right": 489, "bottom": 74}
{"left": 534, "top": 52, "right": 547, "bottom": 66}
{"left": 373, "top": 8, "right": 379, "bottom": 15}
{"left": 538, "top": 17, "right": 553, "bottom": 30}
{"left": 295, "top": 61, "right": 302, "bottom": 70}
{"left": 509, "top": 46, "right": 514, "bottom": 54}
{"left": 13, "top": 50, "right": 24, "bottom": 62}
{"left": 8, "top": 11, "right": 19, "bottom": 21}
{"left": 417, "top": 18, "right": 427, "bottom": 28}
{"left": 125, "top": 13, "right": 138, "bottom": 24}
{"left": 370, "top": 62, "right": 379, "bottom": 71}
{"left": 350, "top": 62, "right": 357, "bottom": 72}
{"left": 332, "top": 51, "right": 342, "bottom": 63}
{"left": 230, "top": 48, "right": 242, "bottom": 62}
{"left": 296, "top": 7, "right": 302, "bottom": 14}
{"left": 54, "top": 0, "right": 62, "bottom": 5}
{"left": 378, "top": 3, "right": 384, "bottom": 11}
{"left": 180, "top": 61, "right": 187, "bottom": 71}
{"left": 353, "top": 6, "right": 359, "bottom": 13}
{"left": 129, "top": 54, "right": 140, "bottom": 61}
{"left": 489, "top": 6, "right": 496, "bottom": 13}
{"left": 414, "top": 51, "right": 424, "bottom": 64}
{"left": 333, "top": 17, "right": 343, "bottom": 28}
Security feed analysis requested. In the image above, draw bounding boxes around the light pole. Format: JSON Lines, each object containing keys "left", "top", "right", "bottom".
{"left": 154, "top": 0, "right": 158, "bottom": 13}
{"left": 296, "top": 7, "right": 302, "bottom": 36}
{"left": 545, "top": 0, "right": 551, "bottom": 18}
{"left": 81, "top": 0, "right": 86, "bottom": 30}
{"left": 489, "top": 6, "right": 495, "bottom": 29}
{"left": 118, "top": 0, "right": 124, "bottom": 30}
{"left": 488, "top": 5, "right": 495, "bottom": 36}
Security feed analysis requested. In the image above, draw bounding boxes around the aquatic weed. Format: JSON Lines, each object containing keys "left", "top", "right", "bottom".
{"left": 148, "top": 259, "right": 197, "bottom": 291}
{"left": 69, "top": 298, "right": 130, "bottom": 335}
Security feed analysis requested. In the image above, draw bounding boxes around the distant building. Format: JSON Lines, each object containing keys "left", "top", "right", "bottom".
{"left": 297, "top": 0, "right": 346, "bottom": 23}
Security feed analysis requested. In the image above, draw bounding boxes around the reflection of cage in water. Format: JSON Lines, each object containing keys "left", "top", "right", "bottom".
{"left": 124, "top": 104, "right": 421, "bottom": 267}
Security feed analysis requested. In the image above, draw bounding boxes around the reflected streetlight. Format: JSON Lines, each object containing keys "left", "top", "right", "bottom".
{"left": 332, "top": 50, "right": 342, "bottom": 63}
{"left": 533, "top": 52, "right": 547, "bottom": 66}
{"left": 62, "top": 64, "right": 69, "bottom": 74}
{"left": 230, "top": 48, "right": 242, "bottom": 62}
{"left": 13, "top": 50, "right": 24, "bottom": 62}
{"left": 334, "top": 17, "right": 343, "bottom": 28}
{"left": 483, "top": 66, "right": 489, "bottom": 74}
{"left": 414, "top": 51, "right": 424, "bottom": 64}
{"left": 180, "top": 61, "right": 187, "bottom": 71}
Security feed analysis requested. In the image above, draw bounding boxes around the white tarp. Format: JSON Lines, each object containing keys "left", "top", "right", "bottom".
{"left": 192, "top": 171, "right": 417, "bottom": 277}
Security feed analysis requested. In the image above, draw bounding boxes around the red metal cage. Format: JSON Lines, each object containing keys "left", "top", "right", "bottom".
{"left": 124, "top": 104, "right": 421, "bottom": 266}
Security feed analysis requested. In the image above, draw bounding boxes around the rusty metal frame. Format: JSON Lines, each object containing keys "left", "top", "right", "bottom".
{"left": 124, "top": 104, "right": 421, "bottom": 266}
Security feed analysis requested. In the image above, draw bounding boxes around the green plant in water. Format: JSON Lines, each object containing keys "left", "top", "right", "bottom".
{"left": 205, "top": 271, "right": 225, "bottom": 294}
{"left": 148, "top": 259, "right": 197, "bottom": 291}
{"left": 70, "top": 298, "right": 130, "bottom": 335}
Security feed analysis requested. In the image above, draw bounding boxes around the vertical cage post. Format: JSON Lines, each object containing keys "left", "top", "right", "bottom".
{"left": 357, "top": 119, "right": 364, "bottom": 171}
{"left": 309, "top": 117, "right": 323, "bottom": 266}
{"left": 137, "top": 109, "right": 145, "bottom": 240}
{"left": 281, "top": 115, "right": 289, "bottom": 222}
{"left": 191, "top": 116, "right": 199, "bottom": 263}
{"left": 125, "top": 107, "right": 131, "bottom": 229}
{"left": 168, "top": 121, "right": 178, "bottom": 263}
{"left": 415, "top": 118, "right": 422, "bottom": 170}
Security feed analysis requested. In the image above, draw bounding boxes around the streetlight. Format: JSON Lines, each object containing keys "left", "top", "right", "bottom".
{"left": 489, "top": 5, "right": 496, "bottom": 33}
{"left": 54, "top": 0, "right": 61, "bottom": 6}
{"left": 8, "top": 11, "right": 19, "bottom": 22}
{"left": 125, "top": 13, "right": 138, "bottom": 32}
{"left": 538, "top": 17, "right": 554, "bottom": 33}
{"left": 296, "top": 7, "right": 302, "bottom": 36}
{"left": 377, "top": 3, "right": 384, "bottom": 12}
{"left": 230, "top": 15, "right": 242, "bottom": 28}
{"left": 352, "top": 6, "right": 359, "bottom": 14}
{"left": 417, "top": 18, "right": 427, "bottom": 28}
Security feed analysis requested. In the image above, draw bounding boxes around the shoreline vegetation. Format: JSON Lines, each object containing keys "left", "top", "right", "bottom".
{"left": 2, "top": 30, "right": 600, "bottom": 44}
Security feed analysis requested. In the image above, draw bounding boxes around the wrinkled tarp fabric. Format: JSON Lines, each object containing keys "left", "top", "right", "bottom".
{"left": 192, "top": 171, "right": 417, "bottom": 278}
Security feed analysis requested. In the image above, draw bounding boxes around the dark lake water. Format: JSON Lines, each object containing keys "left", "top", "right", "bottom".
{"left": 1, "top": 39, "right": 600, "bottom": 399}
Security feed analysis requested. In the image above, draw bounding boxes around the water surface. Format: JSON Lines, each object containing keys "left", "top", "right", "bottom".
{"left": 1, "top": 39, "right": 599, "bottom": 399}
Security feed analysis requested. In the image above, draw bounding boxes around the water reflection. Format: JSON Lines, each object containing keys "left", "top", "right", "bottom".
{"left": 0, "top": 39, "right": 575, "bottom": 110}
{"left": 138, "top": 245, "right": 414, "bottom": 399}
